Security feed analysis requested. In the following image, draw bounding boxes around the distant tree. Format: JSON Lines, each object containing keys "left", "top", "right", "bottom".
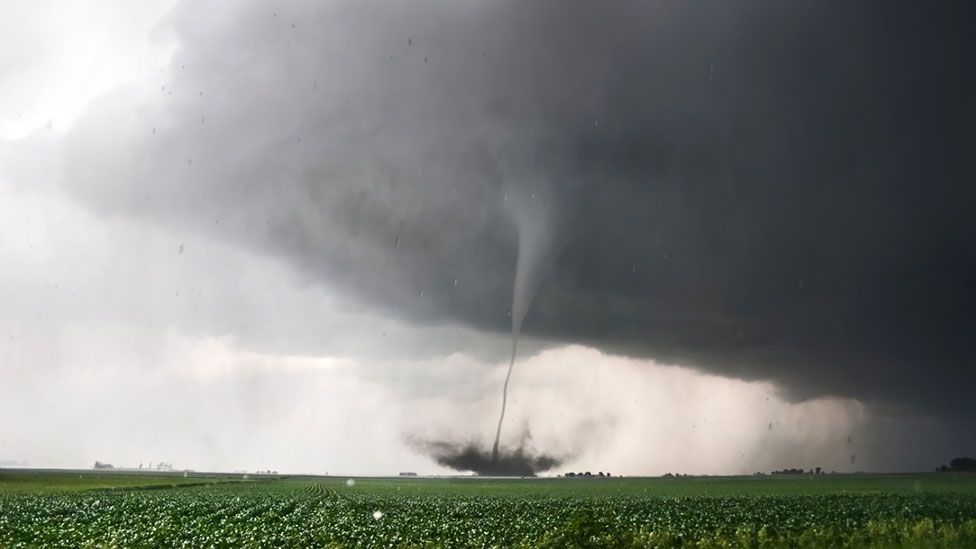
{"left": 936, "top": 458, "right": 976, "bottom": 472}
{"left": 598, "top": 472, "right": 604, "bottom": 477}
{"left": 566, "top": 472, "right": 576, "bottom": 477}
{"left": 950, "top": 457, "right": 976, "bottom": 472}
{"left": 815, "top": 467, "right": 822, "bottom": 475}
{"left": 771, "top": 468, "right": 806, "bottom": 475}
{"left": 584, "top": 471, "right": 592, "bottom": 477}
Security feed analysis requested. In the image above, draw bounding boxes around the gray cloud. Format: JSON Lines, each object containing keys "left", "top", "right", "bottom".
{"left": 42, "top": 0, "right": 976, "bottom": 441}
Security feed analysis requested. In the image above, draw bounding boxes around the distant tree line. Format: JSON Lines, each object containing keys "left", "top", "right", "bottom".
{"left": 771, "top": 467, "right": 823, "bottom": 475}
{"left": 936, "top": 457, "right": 976, "bottom": 472}
{"left": 563, "top": 471, "right": 612, "bottom": 478}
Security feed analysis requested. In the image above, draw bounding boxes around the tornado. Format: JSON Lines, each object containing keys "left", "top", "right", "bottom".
{"left": 412, "top": 173, "right": 577, "bottom": 476}
{"left": 491, "top": 329, "right": 519, "bottom": 462}
{"left": 491, "top": 186, "right": 559, "bottom": 463}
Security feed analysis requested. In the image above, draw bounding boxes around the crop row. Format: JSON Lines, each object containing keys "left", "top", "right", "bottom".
{"left": 2, "top": 484, "right": 976, "bottom": 547}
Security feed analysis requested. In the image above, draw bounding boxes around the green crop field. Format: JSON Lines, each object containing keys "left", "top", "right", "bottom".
{"left": 2, "top": 471, "right": 976, "bottom": 547}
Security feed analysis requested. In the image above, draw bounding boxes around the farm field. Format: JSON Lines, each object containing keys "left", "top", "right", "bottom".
{"left": 2, "top": 470, "right": 976, "bottom": 547}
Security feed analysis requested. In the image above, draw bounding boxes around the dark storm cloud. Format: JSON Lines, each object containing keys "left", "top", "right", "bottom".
{"left": 60, "top": 0, "right": 976, "bottom": 426}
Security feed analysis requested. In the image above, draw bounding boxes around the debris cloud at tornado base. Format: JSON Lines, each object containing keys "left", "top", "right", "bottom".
{"left": 412, "top": 439, "right": 566, "bottom": 477}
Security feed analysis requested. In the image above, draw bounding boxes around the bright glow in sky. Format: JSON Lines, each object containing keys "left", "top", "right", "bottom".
{"left": 0, "top": 0, "right": 177, "bottom": 140}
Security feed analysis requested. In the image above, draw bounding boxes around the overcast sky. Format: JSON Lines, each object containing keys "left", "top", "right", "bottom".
{"left": 1, "top": 0, "right": 973, "bottom": 475}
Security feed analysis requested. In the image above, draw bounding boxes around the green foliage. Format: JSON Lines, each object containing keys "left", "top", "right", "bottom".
{"left": 0, "top": 472, "right": 227, "bottom": 495}
{"left": 1, "top": 473, "right": 976, "bottom": 547}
